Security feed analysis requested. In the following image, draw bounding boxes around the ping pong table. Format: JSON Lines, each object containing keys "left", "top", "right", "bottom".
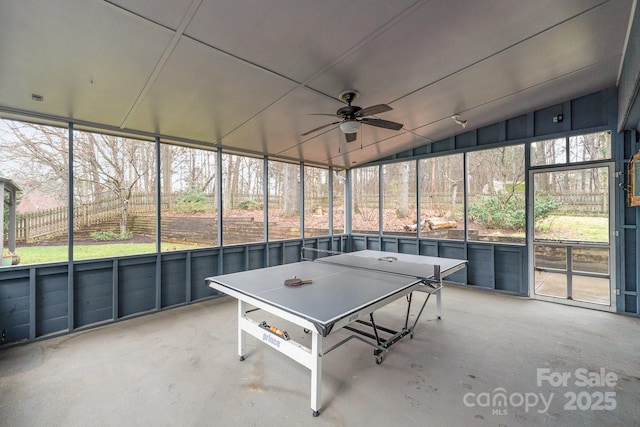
{"left": 206, "top": 249, "right": 467, "bottom": 417}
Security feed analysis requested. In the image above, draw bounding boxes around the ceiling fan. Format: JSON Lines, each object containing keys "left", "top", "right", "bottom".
{"left": 301, "top": 90, "right": 403, "bottom": 143}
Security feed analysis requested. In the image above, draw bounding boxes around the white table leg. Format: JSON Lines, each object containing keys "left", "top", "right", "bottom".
{"left": 436, "top": 286, "right": 442, "bottom": 319}
{"left": 310, "top": 331, "right": 322, "bottom": 417}
{"left": 238, "top": 300, "right": 246, "bottom": 361}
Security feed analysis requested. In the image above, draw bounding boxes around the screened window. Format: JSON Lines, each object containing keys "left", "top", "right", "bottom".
{"left": 569, "top": 131, "right": 611, "bottom": 163}
{"left": 531, "top": 138, "right": 565, "bottom": 166}
{"left": 467, "top": 145, "right": 526, "bottom": 243}
{"left": 268, "top": 161, "right": 300, "bottom": 241}
{"left": 531, "top": 131, "right": 611, "bottom": 166}
{"left": 419, "top": 154, "right": 464, "bottom": 239}
{"left": 222, "top": 154, "right": 264, "bottom": 245}
{"left": 0, "top": 119, "right": 69, "bottom": 265}
{"left": 73, "top": 130, "right": 157, "bottom": 259}
{"left": 382, "top": 162, "right": 417, "bottom": 236}
{"left": 304, "top": 166, "right": 329, "bottom": 237}
{"left": 160, "top": 144, "right": 217, "bottom": 249}
{"left": 332, "top": 170, "right": 346, "bottom": 234}
{"left": 352, "top": 166, "right": 379, "bottom": 234}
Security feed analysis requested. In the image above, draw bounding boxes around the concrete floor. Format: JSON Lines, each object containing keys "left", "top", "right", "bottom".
{"left": 1, "top": 285, "right": 639, "bottom": 427}
{"left": 534, "top": 271, "right": 611, "bottom": 305}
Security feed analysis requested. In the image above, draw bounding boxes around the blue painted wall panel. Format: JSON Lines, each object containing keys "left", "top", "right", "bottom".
{"left": 494, "top": 248, "right": 525, "bottom": 294}
{"left": 118, "top": 263, "right": 155, "bottom": 317}
{"left": 624, "top": 228, "right": 637, "bottom": 293}
{"left": 438, "top": 243, "right": 467, "bottom": 283}
{"left": 36, "top": 272, "right": 68, "bottom": 336}
{"left": 478, "top": 123, "right": 504, "bottom": 146}
{"left": 351, "top": 237, "right": 367, "bottom": 251}
{"left": 398, "top": 239, "right": 418, "bottom": 254}
{"left": 0, "top": 277, "right": 30, "bottom": 342}
{"left": 467, "top": 245, "right": 495, "bottom": 288}
{"left": 191, "top": 252, "right": 219, "bottom": 300}
{"left": 248, "top": 247, "right": 265, "bottom": 270}
{"left": 418, "top": 240, "right": 438, "bottom": 257}
{"left": 456, "top": 132, "right": 477, "bottom": 149}
{"left": 283, "top": 242, "right": 302, "bottom": 263}
{"left": 75, "top": 267, "right": 113, "bottom": 327}
{"left": 161, "top": 258, "right": 186, "bottom": 308}
{"left": 506, "top": 114, "right": 530, "bottom": 140}
{"left": 222, "top": 249, "right": 245, "bottom": 274}
{"left": 381, "top": 237, "right": 399, "bottom": 253}
{"left": 625, "top": 295, "right": 637, "bottom": 314}
{"left": 268, "top": 245, "right": 282, "bottom": 267}
{"left": 572, "top": 91, "right": 608, "bottom": 129}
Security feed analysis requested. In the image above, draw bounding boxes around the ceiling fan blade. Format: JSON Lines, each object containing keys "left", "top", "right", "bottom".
{"left": 345, "top": 132, "right": 357, "bottom": 143}
{"left": 301, "top": 121, "right": 340, "bottom": 136}
{"left": 308, "top": 113, "right": 340, "bottom": 117}
{"left": 361, "top": 117, "right": 403, "bottom": 131}
{"left": 356, "top": 104, "right": 392, "bottom": 117}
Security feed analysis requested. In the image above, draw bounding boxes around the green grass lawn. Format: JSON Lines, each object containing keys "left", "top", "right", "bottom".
{"left": 9, "top": 242, "right": 200, "bottom": 265}
{"left": 536, "top": 215, "right": 609, "bottom": 242}
{"left": 6, "top": 215, "right": 609, "bottom": 266}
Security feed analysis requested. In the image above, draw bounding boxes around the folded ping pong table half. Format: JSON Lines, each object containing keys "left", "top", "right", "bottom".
{"left": 206, "top": 250, "right": 467, "bottom": 417}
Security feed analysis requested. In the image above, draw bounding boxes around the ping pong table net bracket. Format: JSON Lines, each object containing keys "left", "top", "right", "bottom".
{"left": 418, "top": 277, "right": 441, "bottom": 290}
{"left": 418, "top": 264, "right": 442, "bottom": 289}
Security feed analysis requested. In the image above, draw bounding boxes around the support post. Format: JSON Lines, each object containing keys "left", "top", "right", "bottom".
{"left": 310, "top": 331, "right": 322, "bottom": 417}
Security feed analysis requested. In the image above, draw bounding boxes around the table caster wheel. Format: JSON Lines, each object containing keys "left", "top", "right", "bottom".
{"left": 374, "top": 349, "right": 384, "bottom": 365}
{"left": 239, "top": 355, "right": 245, "bottom": 361}
{"left": 312, "top": 410, "right": 320, "bottom": 417}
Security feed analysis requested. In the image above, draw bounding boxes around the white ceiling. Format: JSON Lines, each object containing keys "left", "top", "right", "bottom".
{"left": 0, "top": 0, "right": 634, "bottom": 168}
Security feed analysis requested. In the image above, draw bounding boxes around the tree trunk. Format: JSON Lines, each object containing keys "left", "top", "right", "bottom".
{"left": 120, "top": 198, "right": 128, "bottom": 236}
{"left": 450, "top": 182, "right": 458, "bottom": 214}
{"left": 282, "top": 164, "right": 298, "bottom": 216}
{"left": 162, "top": 145, "right": 173, "bottom": 209}
{"left": 398, "top": 162, "right": 410, "bottom": 218}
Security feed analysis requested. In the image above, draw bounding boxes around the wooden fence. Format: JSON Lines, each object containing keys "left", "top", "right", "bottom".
{"left": 16, "top": 193, "right": 160, "bottom": 242}
{"left": 12, "top": 190, "right": 608, "bottom": 242}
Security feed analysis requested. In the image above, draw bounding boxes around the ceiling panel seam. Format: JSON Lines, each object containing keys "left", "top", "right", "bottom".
{"left": 118, "top": 0, "right": 204, "bottom": 130}
{"left": 388, "top": 0, "right": 613, "bottom": 106}
{"left": 104, "top": 0, "right": 182, "bottom": 31}
{"left": 410, "top": 58, "right": 616, "bottom": 137}
{"left": 188, "top": 0, "right": 428, "bottom": 148}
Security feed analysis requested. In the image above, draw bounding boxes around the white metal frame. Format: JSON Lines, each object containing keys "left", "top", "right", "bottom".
{"left": 208, "top": 279, "right": 443, "bottom": 417}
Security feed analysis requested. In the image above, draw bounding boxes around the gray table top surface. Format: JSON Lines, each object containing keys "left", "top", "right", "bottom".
{"left": 207, "top": 251, "right": 467, "bottom": 334}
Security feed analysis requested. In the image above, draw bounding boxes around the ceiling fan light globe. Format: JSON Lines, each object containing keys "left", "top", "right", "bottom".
{"left": 340, "top": 121, "right": 360, "bottom": 134}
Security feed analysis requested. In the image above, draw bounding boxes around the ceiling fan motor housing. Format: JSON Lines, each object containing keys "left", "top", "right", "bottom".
{"left": 336, "top": 105, "right": 362, "bottom": 119}
{"left": 338, "top": 90, "right": 359, "bottom": 104}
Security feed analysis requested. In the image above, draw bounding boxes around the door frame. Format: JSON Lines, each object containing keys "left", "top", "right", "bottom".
{"left": 527, "top": 162, "right": 616, "bottom": 312}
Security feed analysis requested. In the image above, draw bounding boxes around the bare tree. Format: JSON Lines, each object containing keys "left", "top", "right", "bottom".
{"left": 74, "top": 132, "right": 153, "bottom": 235}
{"left": 0, "top": 122, "right": 69, "bottom": 201}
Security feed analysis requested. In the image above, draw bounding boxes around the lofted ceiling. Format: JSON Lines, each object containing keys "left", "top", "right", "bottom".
{"left": 0, "top": 0, "right": 635, "bottom": 168}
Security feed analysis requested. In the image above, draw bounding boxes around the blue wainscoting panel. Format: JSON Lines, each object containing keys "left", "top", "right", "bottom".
{"left": 161, "top": 253, "right": 187, "bottom": 308}
{"left": 118, "top": 256, "right": 156, "bottom": 318}
{"left": 36, "top": 266, "right": 68, "bottom": 336}
{"left": 74, "top": 261, "right": 113, "bottom": 327}
{"left": 0, "top": 269, "right": 31, "bottom": 343}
